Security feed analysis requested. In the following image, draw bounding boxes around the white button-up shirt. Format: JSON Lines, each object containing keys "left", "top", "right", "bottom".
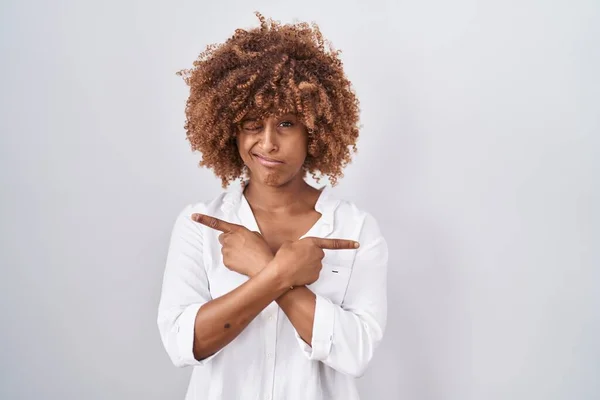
{"left": 157, "top": 183, "right": 388, "bottom": 400}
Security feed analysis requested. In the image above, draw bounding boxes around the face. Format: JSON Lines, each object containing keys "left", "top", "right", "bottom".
{"left": 236, "top": 113, "right": 308, "bottom": 187}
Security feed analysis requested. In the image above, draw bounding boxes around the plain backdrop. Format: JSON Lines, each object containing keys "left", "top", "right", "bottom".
{"left": 1, "top": 1, "right": 598, "bottom": 399}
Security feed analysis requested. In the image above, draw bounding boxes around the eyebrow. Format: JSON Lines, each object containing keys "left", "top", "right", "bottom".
{"left": 240, "top": 113, "right": 297, "bottom": 124}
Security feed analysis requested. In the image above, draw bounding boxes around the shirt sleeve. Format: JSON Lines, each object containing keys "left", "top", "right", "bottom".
{"left": 156, "top": 204, "right": 221, "bottom": 368}
{"left": 294, "top": 212, "right": 388, "bottom": 378}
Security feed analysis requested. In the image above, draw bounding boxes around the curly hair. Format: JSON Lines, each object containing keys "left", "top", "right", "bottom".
{"left": 177, "top": 12, "right": 360, "bottom": 188}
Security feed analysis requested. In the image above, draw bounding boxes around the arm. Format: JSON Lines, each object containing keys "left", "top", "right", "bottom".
{"left": 184, "top": 212, "right": 362, "bottom": 352}
{"left": 157, "top": 205, "right": 289, "bottom": 367}
{"left": 276, "top": 286, "right": 316, "bottom": 344}
{"left": 191, "top": 264, "right": 289, "bottom": 360}
{"left": 287, "top": 214, "right": 389, "bottom": 378}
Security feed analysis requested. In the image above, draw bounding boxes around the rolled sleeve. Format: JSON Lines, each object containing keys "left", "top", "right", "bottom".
{"left": 175, "top": 303, "right": 204, "bottom": 366}
{"left": 294, "top": 294, "right": 336, "bottom": 360}
{"left": 157, "top": 204, "right": 221, "bottom": 368}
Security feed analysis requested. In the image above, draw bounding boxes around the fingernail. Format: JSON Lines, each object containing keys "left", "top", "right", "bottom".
{"left": 354, "top": 242, "right": 360, "bottom": 248}
{"left": 191, "top": 214, "right": 199, "bottom": 221}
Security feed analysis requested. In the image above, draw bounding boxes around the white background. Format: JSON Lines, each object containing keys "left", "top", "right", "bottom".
{"left": 1, "top": 0, "right": 598, "bottom": 399}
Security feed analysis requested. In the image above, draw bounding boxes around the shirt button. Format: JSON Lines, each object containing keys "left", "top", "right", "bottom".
{"left": 268, "top": 315, "right": 273, "bottom": 321}
{"left": 267, "top": 352, "right": 272, "bottom": 359}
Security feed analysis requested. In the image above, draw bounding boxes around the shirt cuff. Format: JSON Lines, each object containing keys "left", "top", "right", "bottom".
{"left": 176, "top": 303, "right": 220, "bottom": 366}
{"left": 295, "top": 294, "right": 335, "bottom": 361}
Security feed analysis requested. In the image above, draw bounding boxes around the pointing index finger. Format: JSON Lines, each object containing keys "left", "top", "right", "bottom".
{"left": 309, "top": 237, "right": 360, "bottom": 250}
{"left": 191, "top": 213, "right": 238, "bottom": 233}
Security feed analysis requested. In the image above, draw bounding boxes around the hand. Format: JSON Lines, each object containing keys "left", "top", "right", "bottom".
{"left": 192, "top": 213, "right": 273, "bottom": 277}
{"left": 273, "top": 237, "right": 359, "bottom": 288}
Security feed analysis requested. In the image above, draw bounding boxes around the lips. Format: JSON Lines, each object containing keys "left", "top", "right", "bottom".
{"left": 253, "top": 153, "right": 282, "bottom": 163}
{"left": 252, "top": 153, "right": 284, "bottom": 167}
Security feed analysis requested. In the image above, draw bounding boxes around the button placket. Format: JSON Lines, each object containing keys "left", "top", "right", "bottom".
{"left": 263, "top": 305, "right": 278, "bottom": 399}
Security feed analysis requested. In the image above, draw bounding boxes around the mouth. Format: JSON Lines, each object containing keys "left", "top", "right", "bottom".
{"left": 252, "top": 153, "right": 284, "bottom": 167}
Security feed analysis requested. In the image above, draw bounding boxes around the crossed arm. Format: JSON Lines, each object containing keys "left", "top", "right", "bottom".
{"left": 157, "top": 207, "right": 388, "bottom": 377}
{"left": 189, "top": 213, "right": 358, "bottom": 360}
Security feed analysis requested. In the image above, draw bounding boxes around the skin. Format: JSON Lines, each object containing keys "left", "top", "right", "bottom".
{"left": 188, "top": 113, "right": 359, "bottom": 361}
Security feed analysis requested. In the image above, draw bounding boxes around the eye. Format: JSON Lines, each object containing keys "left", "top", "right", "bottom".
{"left": 241, "top": 121, "right": 262, "bottom": 132}
{"left": 279, "top": 120, "right": 294, "bottom": 128}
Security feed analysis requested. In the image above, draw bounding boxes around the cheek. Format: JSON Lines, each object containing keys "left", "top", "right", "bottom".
{"left": 294, "top": 135, "right": 309, "bottom": 160}
{"left": 236, "top": 136, "right": 252, "bottom": 158}
{"left": 280, "top": 138, "right": 306, "bottom": 163}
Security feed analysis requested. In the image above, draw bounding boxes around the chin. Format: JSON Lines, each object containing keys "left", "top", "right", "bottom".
{"left": 264, "top": 172, "right": 283, "bottom": 186}
{"left": 247, "top": 164, "right": 305, "bottom": 187}
{"left": 247, "top": 168, "right": 290, "bottom": 187}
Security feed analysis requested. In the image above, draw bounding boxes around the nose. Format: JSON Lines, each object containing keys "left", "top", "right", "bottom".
{"left": 259, "top": 119, "right": 278, "bottom": 152}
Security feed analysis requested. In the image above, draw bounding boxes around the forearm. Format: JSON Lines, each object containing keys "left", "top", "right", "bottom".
{"left": 248, "top": 258, "right": 318, "bottom": 346}
{"left": 192, "top": 263, "right": 289, "bottom": 360}
{"left": 276, "top": 286, "right": 316, "bottom": 345}
{"left": 245, "top": 250, "right": 319, "bottom": 346}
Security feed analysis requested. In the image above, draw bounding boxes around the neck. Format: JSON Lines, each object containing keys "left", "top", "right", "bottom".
{"left": 243, "top": 174, "right": 316, "bottom": 213}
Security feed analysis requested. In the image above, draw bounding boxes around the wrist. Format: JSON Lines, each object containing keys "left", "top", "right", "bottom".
{"left": 263, "top": 259, "right": 292, "bottom": 291}
{"left": 248, "top": 257, "right": 273, "bottom": 278}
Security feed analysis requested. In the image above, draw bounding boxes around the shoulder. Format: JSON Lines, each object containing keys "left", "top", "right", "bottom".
{"left": 330, "top": 197, "right": 388, "bottom": 265}
{"left": 175, "top": 191, "right": 231, "bottom": 219}
{"left": 171, "top": 191, "right": 230, "bottom": 232}
{"left": 330, "top": 196, "right": 384, "bottom": 241}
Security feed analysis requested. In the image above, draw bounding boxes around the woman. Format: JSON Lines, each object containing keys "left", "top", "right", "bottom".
{"left": 157, "top": 12, "right": 388, "bottom": 400}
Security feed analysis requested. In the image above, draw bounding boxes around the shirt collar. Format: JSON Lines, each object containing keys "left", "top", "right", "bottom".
{"left": 221, "top": 180, "right": 339, "bottom": 238}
